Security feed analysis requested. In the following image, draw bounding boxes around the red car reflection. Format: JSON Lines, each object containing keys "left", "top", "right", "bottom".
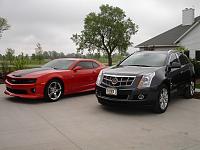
{"left": 4, "top": 58, "right": 104, "bottom": 101}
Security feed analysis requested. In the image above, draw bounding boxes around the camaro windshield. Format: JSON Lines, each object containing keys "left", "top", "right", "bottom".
{"left": 120, "top": 52, "right": 167, "bottom": 67}
{"left": 42, "top": 59, "right": 74, "bottom": 70}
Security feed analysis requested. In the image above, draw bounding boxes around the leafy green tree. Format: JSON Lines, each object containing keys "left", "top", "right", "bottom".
{"left": 5, "top": 48, "right": 15, "bottom": 64}
{"left": 43, "top": 51, "right": 49, "bottom": 59}
{"left": 0, "top": 17, "right": 10, "bottom": 38}
{"left": 71, "top": 4, "right": 138, "bottom": 66}
{"left": 0, "top": 56, "right": 9, "bottom": 77}
{"left": 14, "top": 53, "right": 29, "bottom": 70}
{"left": 59, "top": 52, "right": 65, "bottom": 58}
{"left": 176, "top": 46, "right": 188, "bottom": 53}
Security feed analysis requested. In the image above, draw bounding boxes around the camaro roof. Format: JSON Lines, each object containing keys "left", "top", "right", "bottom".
{"left": 54, "top": 58, "right": 97, "bottom": 61}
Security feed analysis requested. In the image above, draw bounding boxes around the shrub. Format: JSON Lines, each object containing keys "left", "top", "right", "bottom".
{"left": 0, "top": 57, "right": 9, "bottom": 81}
{"left": 190, "top": 59, "right": 200, "bottom": 79}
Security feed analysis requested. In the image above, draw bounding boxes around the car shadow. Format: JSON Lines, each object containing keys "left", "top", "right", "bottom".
{"left": 5, "top": 90, "right": 95, "bottom": 104}
{"left": 97, "top": 92, "right": 186, "bottom": 115}
{"left": 5, "top": 97, "right": 46, "bottom": 104}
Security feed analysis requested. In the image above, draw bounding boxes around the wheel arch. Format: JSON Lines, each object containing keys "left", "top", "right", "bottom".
{"left": 44, "top": 77, "right": 65, "bottom": 94}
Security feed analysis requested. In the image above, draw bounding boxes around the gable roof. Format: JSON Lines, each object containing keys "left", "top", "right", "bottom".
{"left": 136, "top": 16, "right": 200, "bottom": 48}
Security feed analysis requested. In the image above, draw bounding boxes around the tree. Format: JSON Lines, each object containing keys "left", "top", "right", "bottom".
{"left": 43, "top": 51, "right": 49, "bottom": 59}
{"left": 176, "top": 46, "right": 188, "bottom": 53}
{"left": 14, "top": 53, "right": 28, "bottom": 70}
{"left": 5, "top": 48, "right": 15, "bottom": 64}
{"left": 0, "top": 17, "right": 10, "bottom": 38}
{"left": 71, "top": 4, "right": 138, "bottom": 66}
{"left": 35, "top": 43, "right": 44, "bottom": 64}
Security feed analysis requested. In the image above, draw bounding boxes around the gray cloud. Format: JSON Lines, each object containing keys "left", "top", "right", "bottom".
{"left": 0, "top": 0, "right": 200, "bottom": 55}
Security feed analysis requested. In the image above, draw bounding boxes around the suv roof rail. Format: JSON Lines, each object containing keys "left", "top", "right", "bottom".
{"left": 168, "top": 49, "right": 179, "bottom": 54}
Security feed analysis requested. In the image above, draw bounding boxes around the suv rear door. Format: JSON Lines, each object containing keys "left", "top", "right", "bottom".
{"left": 177, "top": 53, "right": 191, "bottom": 85}
{"left": 167, "top": 53, "right": 182, "bottom": 90}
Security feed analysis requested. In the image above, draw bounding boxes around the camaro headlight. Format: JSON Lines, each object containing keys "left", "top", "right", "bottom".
{"left": 96, "top": 70, "right": 103, "bottom": 85}
{"left": 138, "top": 72, "right": 155, "bottom": 88}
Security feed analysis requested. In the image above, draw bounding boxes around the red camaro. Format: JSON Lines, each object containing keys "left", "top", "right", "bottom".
{"left": 4, "top": 58, "right": 104, "bottom": 101}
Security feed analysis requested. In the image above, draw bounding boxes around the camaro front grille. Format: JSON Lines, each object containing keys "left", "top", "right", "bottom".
{"left": 101, "top": 74, "right": 135, "bottom": 87}
{"left": 6, "top": 87, "right": 27, "bottom": 94}
{"left": 7, "top": 77, "right": 36, "bottom": 84}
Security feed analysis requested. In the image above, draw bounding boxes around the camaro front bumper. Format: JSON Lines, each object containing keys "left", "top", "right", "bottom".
{"left": 96, "top": 84, "right": 160, "bottom": 106}
{"left": 4, "top": 80, "right": 45, "bottom": 99}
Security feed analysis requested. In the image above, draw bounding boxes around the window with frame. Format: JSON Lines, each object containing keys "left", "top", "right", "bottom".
{"left": 179, "top": 54, "right": 189, "bottom": 65}
{"left": 92, "top": 62, "right": 99, "bottom": 68}
{"left": 195, "top": 50, "right": 200, "bottom": 61}
{"left": 169, "top": 53, "right": 179, "bottom": 64}
{"left": 76, "top": 61, "right": 93, "bottom": 69}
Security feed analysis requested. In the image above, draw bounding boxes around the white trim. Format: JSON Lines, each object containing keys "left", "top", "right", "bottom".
{"left": 174, "top": 21, "right": 200, "bottom": 44}
{"left": 136, "top": 45, "right": 178, "bottom": 48}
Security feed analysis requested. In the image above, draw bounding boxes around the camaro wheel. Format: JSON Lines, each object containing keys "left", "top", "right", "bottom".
{"left": 184, "top": 81, "right": 195, "bottom": 98}
{"left": 44, "top": 79, "right": 63, "bottom": 102}
{"left": 153, "top": 85, "right": 169, "bottom": 113}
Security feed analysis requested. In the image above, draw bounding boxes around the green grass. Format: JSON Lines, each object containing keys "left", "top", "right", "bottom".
{"left": 196, "top": 83, "right": 200, "bottom": 89}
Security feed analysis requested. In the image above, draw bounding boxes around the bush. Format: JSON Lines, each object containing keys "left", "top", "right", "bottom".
{"left": 190, "top": 59, "right": 200, "bottom": 79}
{"left": 0, "top": 57, "right": 10, "bottom": 81}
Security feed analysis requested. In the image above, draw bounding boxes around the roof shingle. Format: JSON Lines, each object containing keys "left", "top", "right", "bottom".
{"left": 136, "top": 16, "right": 200, "bottom": 48}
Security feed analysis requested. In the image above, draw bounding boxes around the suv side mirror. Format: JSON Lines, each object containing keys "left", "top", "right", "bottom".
{"left": 169, "top": 62, "right": 181, "bottom": 69}
{"left": 73, "top": 66, "right": 82, "bottom": 71}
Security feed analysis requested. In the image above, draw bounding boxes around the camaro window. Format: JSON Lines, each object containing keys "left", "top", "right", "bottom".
{"left": 76, "top": 61, "right": 93, "bottom": 69}
{"left": 120, "top": 52, "right": 167, "bottom": 67}
{"left": 42, "top": 59, "right": 74, "bottom": 70}
{"left": 93, "top": 62, "right": 99, "bottom": 68}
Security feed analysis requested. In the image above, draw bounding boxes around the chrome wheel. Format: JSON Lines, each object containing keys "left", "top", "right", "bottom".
{"left": 190, "top": 81, "right": 195, "bottom": 96}
{"left": 47, "top": 81, "right": 62, "bottom": 101}
{"left": 159, "top": 88, "right": 168, "bottom": 110}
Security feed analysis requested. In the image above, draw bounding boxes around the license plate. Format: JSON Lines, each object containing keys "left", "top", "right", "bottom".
{"left": 106, "top": 88, "right": 117, "bottom": 96}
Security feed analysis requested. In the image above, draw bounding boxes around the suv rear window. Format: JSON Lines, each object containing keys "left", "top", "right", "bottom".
{"left": 179, "top": 54, "right": 190, "bottom": 65}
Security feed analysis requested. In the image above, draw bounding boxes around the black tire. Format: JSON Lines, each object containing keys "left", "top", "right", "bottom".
{"left": 44, "top": 79, "right": 63, "bottom": 102}
{"left": 153, "top": 85, "right": 169, "bottom": 113}
{"left": 184, "top": 80, "right": 195, "bottom": 99}
{"left": 98, "top": 98, "right": 108, "bottom": 106}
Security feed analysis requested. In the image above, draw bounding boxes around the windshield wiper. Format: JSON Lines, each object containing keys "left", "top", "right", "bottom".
{"left": 127, "top": 65, "right": 152, "bottom": 67}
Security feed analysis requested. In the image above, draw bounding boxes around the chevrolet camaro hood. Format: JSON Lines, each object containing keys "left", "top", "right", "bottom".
{"left": 9, "top": 67, "right": 65, "bottom": 78}
{"left": 103, "top": 65, "right": 162, "bottom": 76}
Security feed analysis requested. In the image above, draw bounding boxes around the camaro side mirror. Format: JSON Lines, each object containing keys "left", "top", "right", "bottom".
{"left": 73, "top": 66, "right": 82, "bottom": 71}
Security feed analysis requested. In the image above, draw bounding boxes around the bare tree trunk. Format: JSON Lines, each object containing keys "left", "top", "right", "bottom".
{"left": 108, "top": 54, "right": 112, "bottom": 66}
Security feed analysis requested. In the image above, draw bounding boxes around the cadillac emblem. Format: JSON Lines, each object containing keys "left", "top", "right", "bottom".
{"left": 111, "top": 77, "right": 118, "bottom": 85}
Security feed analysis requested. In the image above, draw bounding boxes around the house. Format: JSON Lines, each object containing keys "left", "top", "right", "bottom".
{"left": 136, "top": 8, "right": 200, "bottom": 60}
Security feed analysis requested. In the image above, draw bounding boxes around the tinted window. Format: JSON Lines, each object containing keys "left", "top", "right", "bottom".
{"left": 93, "top": 62, "right": 99, "bottom": 68}
{"left": 196, "top": 51, "right": 200, "bottom": 61}
{"left": 179, "top": 54, "right": 189, "bottom": 65}
{"left": 42, "top": 59, "right": 74, "bottom": 70}
{"left": 169, "top": 53, "right": 179, "bottom": 64}
{"left": 76, "top": 61, "right": 93, "bottom": 69}
{"left": 120, "top": 51, "right": 167, "bottom": 67}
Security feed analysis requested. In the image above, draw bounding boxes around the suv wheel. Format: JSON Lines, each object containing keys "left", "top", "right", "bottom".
{"left": 44, "top": 79, "right": 63, "bottom": 102}
{"left": 153, "top": 85, "right": 169, "bottom": 113}
{"left": 184, "top": 81, "right": 195, "bottom": 99}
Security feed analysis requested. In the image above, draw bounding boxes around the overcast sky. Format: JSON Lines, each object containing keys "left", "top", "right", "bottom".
{"left": 0, "top": 0, "right": 200, "bottom": 55}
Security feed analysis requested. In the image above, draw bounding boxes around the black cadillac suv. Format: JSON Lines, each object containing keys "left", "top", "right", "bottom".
{"left": 96, "top": 50, "right": 195, "bottom": 113}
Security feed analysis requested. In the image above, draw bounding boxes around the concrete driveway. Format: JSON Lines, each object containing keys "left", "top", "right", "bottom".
{"left": 0, "top": 84, "right": 200, "bottom": 150}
